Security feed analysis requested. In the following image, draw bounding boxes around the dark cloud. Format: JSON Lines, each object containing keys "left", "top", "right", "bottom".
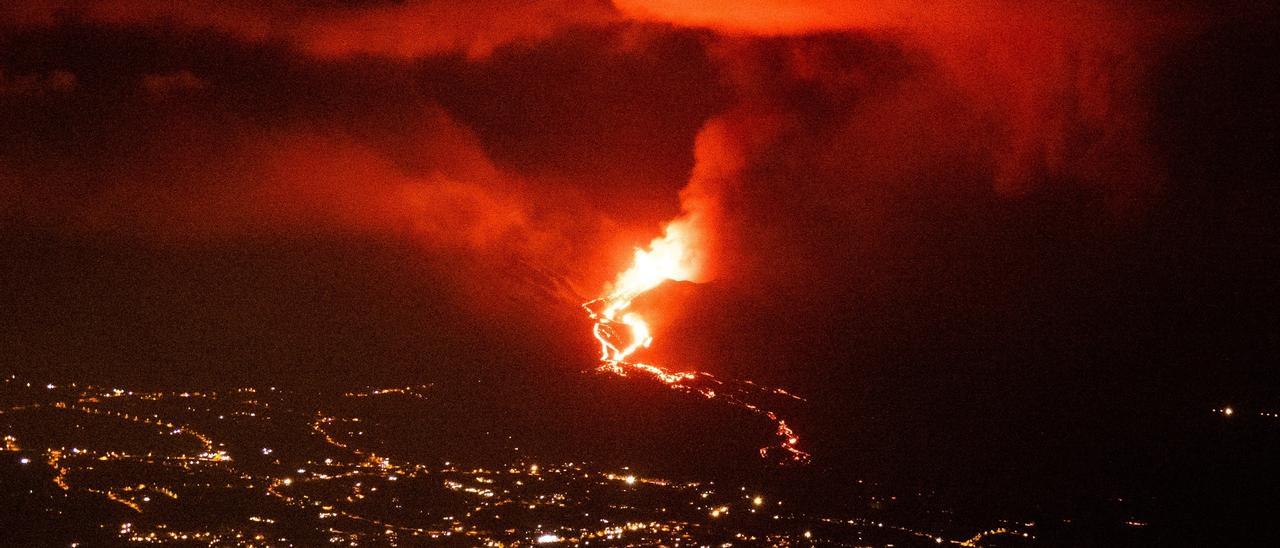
{"left": 420, "top": 26, "right": 730, "bottom": 219}
{"left": 140, "top": 69, "right": 204, "bottom": 97}
{"left": 3, "top": 0, "right": 619, "bottom": 58}
{"left": 618, "top": 0, "right": 1207, "bottom": 210}
{"left": 0, "top": 23, "right": 629, "bottom": 315}
{"left": 0, "top": 66, "right": 75, "bottom": 95}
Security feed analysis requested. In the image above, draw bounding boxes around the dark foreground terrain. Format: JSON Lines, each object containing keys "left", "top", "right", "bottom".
{"left": 1, "top": 371, "right": 1048, "bottom": 546}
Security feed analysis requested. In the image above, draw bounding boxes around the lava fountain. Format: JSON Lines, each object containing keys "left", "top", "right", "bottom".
{"left": 582, "top": 221, "right": 810, "bottom": 464}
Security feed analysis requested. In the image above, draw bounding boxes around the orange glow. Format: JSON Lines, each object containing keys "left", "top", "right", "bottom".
{"left": 589, "top": 223, "right": 697, "bottom": 363}
{"left": 583, "top": 220, "right": 809, "bottom": 464}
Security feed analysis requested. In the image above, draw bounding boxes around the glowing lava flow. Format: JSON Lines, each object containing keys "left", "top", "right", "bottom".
{"left": 583, "top": 224, "right": 810, "bottom": 464}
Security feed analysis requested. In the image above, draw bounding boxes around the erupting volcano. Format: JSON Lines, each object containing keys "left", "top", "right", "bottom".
{"left": 582, "top": 221, "right": 810, "bottom": 464}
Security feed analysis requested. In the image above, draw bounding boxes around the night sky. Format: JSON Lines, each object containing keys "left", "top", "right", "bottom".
{"left": 2, "top": 0, "right": 1277, "bottom": 540}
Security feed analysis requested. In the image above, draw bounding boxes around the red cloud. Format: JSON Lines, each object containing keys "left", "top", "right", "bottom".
{"left": 616, "top": 0, "right": 1203, "bottom": 209}
{"left": 4, "top": 0, "right": 619, "bottom": 58}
